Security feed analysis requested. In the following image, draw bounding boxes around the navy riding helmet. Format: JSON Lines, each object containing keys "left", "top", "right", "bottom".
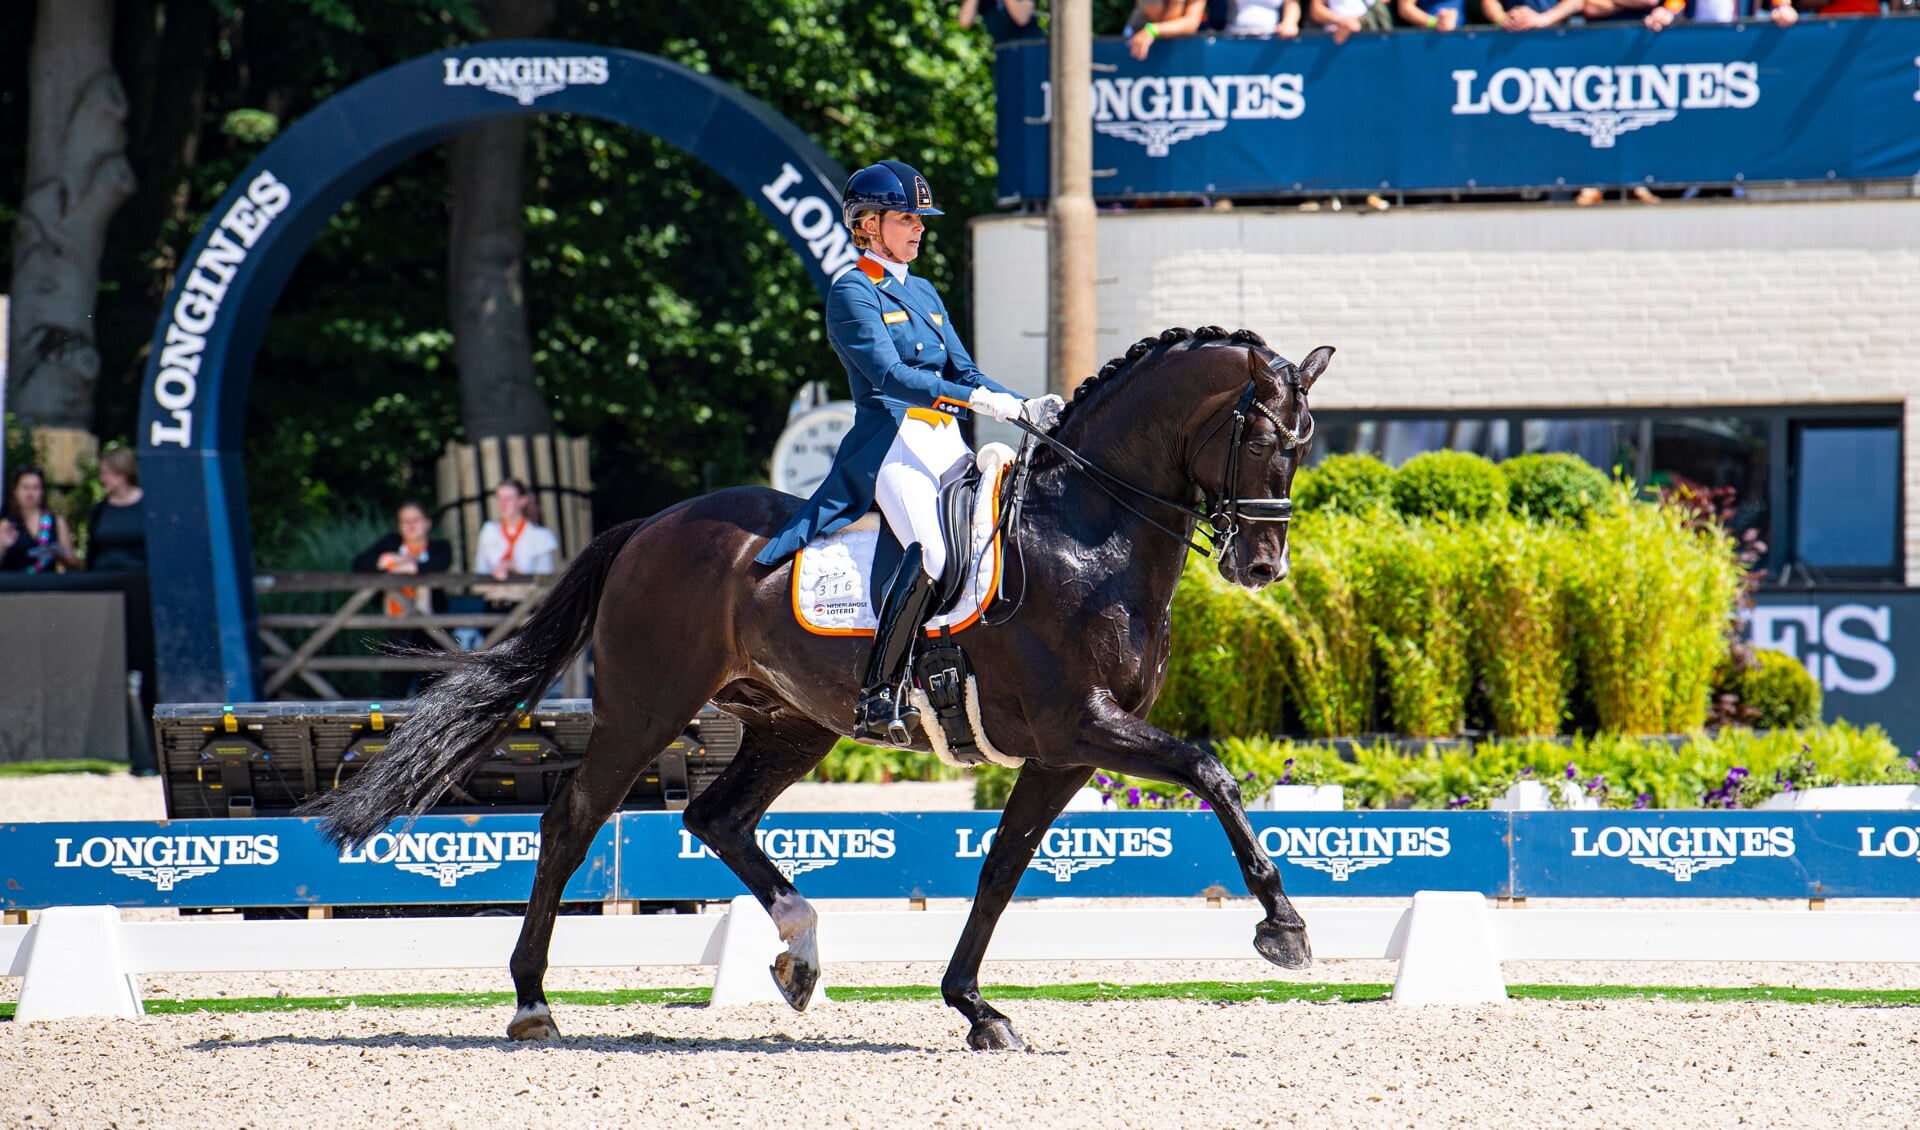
{"left": 841, "top": 160, "right": 943, "bottom": 228}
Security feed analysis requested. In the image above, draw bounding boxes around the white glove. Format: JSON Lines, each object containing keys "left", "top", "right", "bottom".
{"left": 969, "top": 388, "right": 1024, "bottom": 423}
{"left": 1022, "top": 394, "right": 1065, "bottom": 432}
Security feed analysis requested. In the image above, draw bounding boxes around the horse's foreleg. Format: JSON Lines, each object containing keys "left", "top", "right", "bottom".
{"left": 941, "top": 763, "right": 1092, "bottom": 1052}
{"left": 1068, "top": 693, "right": 1310, "bottom": 970}
{"left": 507, "top": 714, "right": 661, "bottom": 1040}
{"left": 682, "top": 718, "right": 839, "bottom": 1011}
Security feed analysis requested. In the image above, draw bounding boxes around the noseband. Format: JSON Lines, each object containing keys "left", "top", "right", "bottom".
{"left": 1007, "top": 363, "right": 1313, "bottom": 561}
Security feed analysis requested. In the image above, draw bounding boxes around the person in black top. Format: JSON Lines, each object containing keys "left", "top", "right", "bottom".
{"left": 87, "top": 447, "right": 147, "bottom": 573}
{"left": 352, "top": 501, "right": 454, "bottom": 699}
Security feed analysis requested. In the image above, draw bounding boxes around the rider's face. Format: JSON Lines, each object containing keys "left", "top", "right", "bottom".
{"left": 869, "top": 211, "right": 924, "bottom": 264}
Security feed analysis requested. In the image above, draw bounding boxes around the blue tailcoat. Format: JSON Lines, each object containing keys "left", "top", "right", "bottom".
{"left": 755, "top": 257, "right": 1016, "bottom": 567}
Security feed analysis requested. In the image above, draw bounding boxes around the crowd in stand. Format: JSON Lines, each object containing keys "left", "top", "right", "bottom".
{"left": 962, "top": 0, "right": 1892, "bottom": 44}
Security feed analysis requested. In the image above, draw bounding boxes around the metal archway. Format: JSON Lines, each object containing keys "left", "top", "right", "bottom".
{"left": 138, "top": 41, "right": 852, "bottom": 701}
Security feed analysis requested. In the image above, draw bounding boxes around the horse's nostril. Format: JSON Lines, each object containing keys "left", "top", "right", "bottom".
{"left": 1249, "top": 562, "right": 1277, "bottom": 583}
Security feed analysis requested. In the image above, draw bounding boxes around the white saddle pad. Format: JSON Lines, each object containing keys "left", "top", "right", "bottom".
{"left": 792, "top": 443, "right": 1014, "bottom": 637}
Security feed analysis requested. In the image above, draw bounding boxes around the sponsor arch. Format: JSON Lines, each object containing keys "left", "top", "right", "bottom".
{"left": 138, "top": 41, "right": 851, "bottom": 700}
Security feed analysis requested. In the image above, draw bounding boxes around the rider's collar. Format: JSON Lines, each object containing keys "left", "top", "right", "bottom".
{"left": 859, "top": 253, "right": 909, "bottom": 286}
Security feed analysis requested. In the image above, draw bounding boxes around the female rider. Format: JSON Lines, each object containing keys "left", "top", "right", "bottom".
{"left": 754, "top": 161, "right": 1062, "bottom": 740}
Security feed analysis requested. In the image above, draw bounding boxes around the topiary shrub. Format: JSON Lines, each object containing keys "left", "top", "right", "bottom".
{"left": 1391, "top": 450, "right": 1508, "bottom": 522}
{"left": 1293, "top": 453, "right": 1393, "bottom": 516}
{"left": 1739, "top": 649, "right": 1823, "bottom": 729}
{"left": 1502, "top": 453, "right": 1612, "bottom": 524}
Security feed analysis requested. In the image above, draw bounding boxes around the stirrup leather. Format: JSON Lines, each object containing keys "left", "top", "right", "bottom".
{"left": 852, "top": 544, "right": 937, "bottom": 741}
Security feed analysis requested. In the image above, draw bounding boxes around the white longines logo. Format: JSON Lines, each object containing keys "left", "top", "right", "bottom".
{"left": 339, "top": 830, "right": 541, "bottom": 888}
{"left": 1571, "top": 825, "right": 1793, "bottom": 883}
{"left": 1260, "top": 826, "right": 1448, "bottom": 882}
{"left": 677, "top": 827, "right": 896, "bottom": 881}
{"left": 1451, "top": 62, "right": 1759, "bottom": 149}
{"left": 1034, "top": 73, "right": 1304, "bottom": 158}
{"left": 54, "top": 833, "right": 280, "bottom": 891}
{"left": 956, "top": 826, "right": 1174, "bottom": 884}
{"left": 442, "top": 55, "right": 609, "bottom": 106}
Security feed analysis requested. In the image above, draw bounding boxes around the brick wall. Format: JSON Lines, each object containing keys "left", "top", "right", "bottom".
{"left": 970, "top": 199, "right": 1920, "bottom": 582}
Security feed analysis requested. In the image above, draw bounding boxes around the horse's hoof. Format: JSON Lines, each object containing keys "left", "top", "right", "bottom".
{"left": 770, "top": 952, "right": 819, "bottom": 1012}
{"left": 966, "top": 1019, "right": 1027, "bottom": 1052}
{"left": 506, "top": 1002, "right": 559, "bottom": 1041}
{"left": 1254, "top": 921, "right": 1313, "bottom": 970}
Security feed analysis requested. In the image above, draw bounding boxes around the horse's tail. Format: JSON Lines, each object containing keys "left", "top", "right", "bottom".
{"left": 298, "top": 518, "right": 646, "bottom": 849}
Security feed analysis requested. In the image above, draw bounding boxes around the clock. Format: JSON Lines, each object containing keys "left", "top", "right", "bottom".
{"left": 770, "top": 401, "right": 858, "bottom": 497}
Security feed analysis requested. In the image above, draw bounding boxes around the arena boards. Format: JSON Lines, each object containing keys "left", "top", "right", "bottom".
{"left": 6, "top": 811, "right": 1920, "bottom": 911}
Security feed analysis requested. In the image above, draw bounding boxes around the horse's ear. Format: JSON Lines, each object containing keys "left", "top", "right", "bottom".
{"left": 1249, "top": 348, "right": 1284, "bottom": 398}
{"left": 1296, "top": 346, "right": 1335, "bottom": 393}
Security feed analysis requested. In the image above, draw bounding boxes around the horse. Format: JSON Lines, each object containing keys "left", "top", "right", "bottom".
{"left": 300, "top": 325, "right": 1333, "bottom": 1052}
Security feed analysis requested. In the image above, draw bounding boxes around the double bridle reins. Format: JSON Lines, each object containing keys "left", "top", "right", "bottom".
{"left": 980, "top": 364, "right": 1311, "bottom": 626}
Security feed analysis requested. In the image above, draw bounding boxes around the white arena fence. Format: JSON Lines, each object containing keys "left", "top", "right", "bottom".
{"left": 10, "top": 893, "right": 1920, "bottom": 1022}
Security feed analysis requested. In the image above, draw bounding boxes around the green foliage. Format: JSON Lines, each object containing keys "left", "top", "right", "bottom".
{"left": 807, "top": 739, "right": 965, "bottom": 784}
{"left": 1149, "top": 557, "right": 1289, "bottom": 739}
{"left": 1502, "top": 453, "right": 1612, "bottom": 523}
{"left": 1390, "top": 450, "right": 1508, "bottom": 522}
{"left": 1739, "top": 650, "right": 1823, "bottom": 730}
{"left": 1258, "top": 515, "right": 1376, "bottom": 737}
{"left": 1097, "top": 723, "right": 1902, "bottom": 811}
{"left": 1565, "top": 488, "right": 1742, "bottom": 733}
{"left": 1461, "top": 517, "right": 1576, "bottom": 736}
{"left": 1360, "top": 522, "right": 1473, "bottom": 738}
{"left": 1293, "top": 453, "right": 1393, "bottom": 516}
{"left": 221, "top": 109, "right": 280, "bottom": 144}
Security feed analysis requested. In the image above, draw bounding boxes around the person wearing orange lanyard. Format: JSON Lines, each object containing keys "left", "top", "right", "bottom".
{"left": 353, "top": 501, "right": 454, "bottom": 698}
{"left": 474, "top": 478, "right": 559, "bottom": 582}
{"left": 754, "top": 161, "right": 1064, "bottom": 740}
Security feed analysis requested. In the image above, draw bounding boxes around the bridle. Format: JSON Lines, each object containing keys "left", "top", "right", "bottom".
{"left": 1005, "top": 363, "right": 1313, "bottom": 561}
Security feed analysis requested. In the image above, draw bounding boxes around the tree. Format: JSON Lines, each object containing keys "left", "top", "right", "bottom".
{"left": 448, "top": 0, "right": 557, "bottom": 439}
{"left": 7, "top": 0, "right": 136, "bottom": 430}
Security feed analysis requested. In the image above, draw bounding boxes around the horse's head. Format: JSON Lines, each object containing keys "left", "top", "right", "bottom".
{"left": 1194, "top": 344, "right": 1333, "bottom": 588}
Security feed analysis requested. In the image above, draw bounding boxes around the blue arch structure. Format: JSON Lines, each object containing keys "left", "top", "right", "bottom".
{"left": 138, "top": 41, "right": 853, "bottom": 702}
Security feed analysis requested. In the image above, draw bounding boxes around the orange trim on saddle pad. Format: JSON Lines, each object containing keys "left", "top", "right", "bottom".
{"left": 790, "top": 467, "right": 1008, "bottom": 638}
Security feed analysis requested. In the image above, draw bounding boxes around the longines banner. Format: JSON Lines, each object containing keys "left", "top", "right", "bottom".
{"left": 1749, "top": 590, "right": 1920, "bottom": 754}
{"left": 9, "top": 810, "right": 1920, "bottom": 910}
{"left": 994, "top": 19, "right": 1920, "bottom": 198}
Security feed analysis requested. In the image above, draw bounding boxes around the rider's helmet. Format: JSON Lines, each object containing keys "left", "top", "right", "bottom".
{"left": 841, "top": 160, "right": 944, "bottom": 229}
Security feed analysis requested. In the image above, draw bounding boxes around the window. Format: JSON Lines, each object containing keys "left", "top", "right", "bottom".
{"left": 1792, "top": 424, "right": 1900, "bottom": 573}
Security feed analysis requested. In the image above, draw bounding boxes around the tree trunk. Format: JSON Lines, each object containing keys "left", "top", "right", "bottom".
{"left": 448, "top": 0, "right": 558, "bottom": 440}
{"left": 7, "top": 0, "right": 137, "bottom": 430}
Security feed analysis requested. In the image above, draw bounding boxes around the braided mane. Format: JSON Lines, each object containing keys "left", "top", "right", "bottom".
{"left": 1050, "top": 325, "right": 1279, "bottom": 435}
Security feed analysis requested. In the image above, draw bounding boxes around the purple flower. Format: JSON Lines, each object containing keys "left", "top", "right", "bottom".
{"left": 1633, "top": 794, "right": 1650, "bottom": 810}
{"left": 1565, "top": 762, "right": 1579, "bottom": 781}
{"left": 1198, "top": 800, "right": 1212, "bottom": 811}
{"left": 1447, "top": 795, "right": 1472, "bottom": 809}
{"left": 1095, "top": 773, "right": 1113, "bottom": 787}
{"left": 1519, "top": 766, "right": 1533, "bottom": 778}
{"left": 1127, "top": 787, "right": 1141, "bottom": 808}
{"left": 1280, "top": 758, "right": 1295, "bottom": 785}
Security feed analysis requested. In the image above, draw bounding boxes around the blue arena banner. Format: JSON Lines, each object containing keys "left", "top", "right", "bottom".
{"left": 995, "top": 19, "right": 1920, "bottom": 199}
{"left": 0, "top": 816, "right": 616, "bottom": 910}
{"left": 616, "top": 811, "right": 1512, "bottom": 901}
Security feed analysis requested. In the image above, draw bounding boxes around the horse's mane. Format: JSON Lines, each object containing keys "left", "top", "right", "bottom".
{"left": 1051, "top": 325, "right": 1278, "bottom": 435}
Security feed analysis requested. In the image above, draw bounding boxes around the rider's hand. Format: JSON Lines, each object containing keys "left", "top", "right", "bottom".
{"left": 969, "top": 388, "right": 1025, "bottom": 423}
{"left": 1021, "top": 394, "right": 1065, "bottom": 432}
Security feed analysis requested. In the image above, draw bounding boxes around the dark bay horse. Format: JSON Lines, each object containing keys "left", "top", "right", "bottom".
{"left": 301, "top": 326, "right": 1333, "bottom": 1051}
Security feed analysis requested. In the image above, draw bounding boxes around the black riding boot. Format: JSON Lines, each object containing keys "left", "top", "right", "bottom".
{"left": 853, "top": 544, "right": 938, "bottom": 743}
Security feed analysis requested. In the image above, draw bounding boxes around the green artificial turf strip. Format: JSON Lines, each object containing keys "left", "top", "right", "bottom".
{"left": 0, "top": 759, "right": 131, "bottom": 778}
{"left": 10, "top": 981, "right": 1920, "bottom": 1021}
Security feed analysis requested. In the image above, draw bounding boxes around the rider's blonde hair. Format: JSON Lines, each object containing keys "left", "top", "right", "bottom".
{"left": 849, "top": 208, "right": 889, "bottom": 252}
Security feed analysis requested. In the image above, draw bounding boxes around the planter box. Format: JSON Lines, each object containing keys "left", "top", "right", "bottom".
{"left": 1755, "top": 785, "right": 1920, "bottom": 811}
{"left": 1488, "top": 780, "right": 1601, "bottom": 812}
{"left": 1250, "top": 784, "right": 1345, "bottom": 811}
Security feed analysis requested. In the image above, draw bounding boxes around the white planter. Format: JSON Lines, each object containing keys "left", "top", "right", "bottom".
{"left": 1253, "top": 784, "right": 1345, "bottom": 811}
{"left": 1755, "top": 784, "right": 1920, "bottom": 811}
{"left": 1063, "top": 787, "right": 1105, "bottom": 812}
{"left": 1488, "top": 780, "right": 1600, "bottom": 812}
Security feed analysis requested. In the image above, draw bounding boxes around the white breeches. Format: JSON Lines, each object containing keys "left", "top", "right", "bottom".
{"left": 875, "top": 418, "right": 973, "bottom": 582}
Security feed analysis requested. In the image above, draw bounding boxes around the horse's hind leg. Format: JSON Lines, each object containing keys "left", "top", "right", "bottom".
{"left": 681, "top": 712, "right": 840, "bottom": 1011}
{"left": 507, "top": 702, "right": 698, "bottom": 1040}
{"left": 941, "top": 763, "right": 1092, "bottom": 1051}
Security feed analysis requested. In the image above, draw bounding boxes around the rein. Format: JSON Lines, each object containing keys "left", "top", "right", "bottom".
{"left": 981, "top": 372, "right": 1310, "bottom": 624}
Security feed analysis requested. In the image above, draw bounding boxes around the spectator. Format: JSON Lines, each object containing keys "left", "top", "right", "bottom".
{"left": 1579, "top": 0, "right": 1657, "bottom": 21}
{"left": 1227, "top": 0, "right": 1304, "bottom": 34}
{"left": 1799, "top": 0, "right": 1871, "bottom": 14}
{"left": 1649, "top": 2, "right": 1794, "bottom": 40}
{"left": 1482, "top": 0, "right": 1581, "bottom": 27}
{"left": 1, "top": 465, "right": 78, "bottom": 574}
{"left": 959, "top": 0, "right": 1045, "bottom": 41}
{"left": 1121, "top": 0, "right": 1209, "bottom": 59}
{"left": 473, "top": 478, "right": 558, "bottom": 581}
{"left": 87, "top": 447, "right": 147, "bottom": 573}
{"left": 1309, "top": 0, "right": 1392, "bottom": 42}
{"left": 1398, "top": 0, "right": 1461, "bottom": 28}
{"left": 354, "top": 501, "right": 453, "bottom": 698}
